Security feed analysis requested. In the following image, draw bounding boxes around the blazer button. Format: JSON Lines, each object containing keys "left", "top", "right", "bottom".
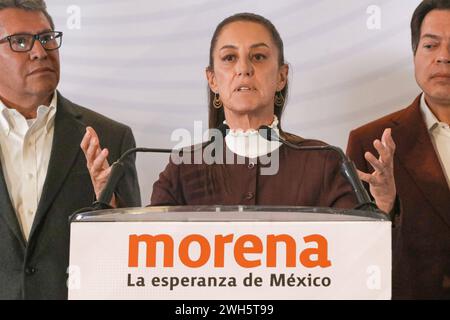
{"left": 248, "top": 162, "right": 255, "bottom": 169}
{"left": 245, "top": 192, "right": 254, "bottom": 200}
{"left": 25, "top": 267, "right": 37, "bottom": 275}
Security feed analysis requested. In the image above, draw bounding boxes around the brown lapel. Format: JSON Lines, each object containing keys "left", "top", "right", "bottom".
{"left": 392, "top": 95, "right": 450, "bottom": 227}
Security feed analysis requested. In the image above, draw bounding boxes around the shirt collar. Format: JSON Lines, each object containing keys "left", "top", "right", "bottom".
{"left": 42, "top": 90, "right": 58, "bottom": 133}
{"left": 0, "top": 91, "right": 58, "bottom": 135}
{"left": 223, "top": 115, "right": 282, "bottom": 158}
{"left": 0, "top": 102, "right": 11, "bottom": 136}
{"left": 224, "top": 115, "right": 280, "bottom": 137}
{"left": 420, "top": 93, "right": 441, "bottom": 131}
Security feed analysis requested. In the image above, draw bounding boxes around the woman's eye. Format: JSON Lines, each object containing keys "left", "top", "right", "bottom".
{"left": 423, "top": 44, "right": 435, "bottom": 49}
{"left": 253, "top": 54, "right": 266, "bottom": 61}
{"left": 223, "top": 55, "right": 235, "bottom": 62}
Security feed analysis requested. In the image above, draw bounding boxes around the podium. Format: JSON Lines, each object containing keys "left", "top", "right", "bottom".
{"left": 68, "top": 206, "right": 391, "bottom": 300}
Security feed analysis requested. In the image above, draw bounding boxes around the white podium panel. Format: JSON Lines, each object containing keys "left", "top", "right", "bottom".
{"left": 68, "top": 206, "right": 391, "bottom": 300}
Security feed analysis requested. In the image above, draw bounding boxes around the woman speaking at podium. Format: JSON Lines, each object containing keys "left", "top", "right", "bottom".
{"left": 81, "top": 13, "right": 396, "bottom": 213}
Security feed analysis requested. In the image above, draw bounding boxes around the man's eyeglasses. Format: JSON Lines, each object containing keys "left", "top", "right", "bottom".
{"left": 0, "top": 31, "right": 63, "bottom": 52}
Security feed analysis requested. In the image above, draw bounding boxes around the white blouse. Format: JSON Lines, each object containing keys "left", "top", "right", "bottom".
{"left": 224, "top": 115, "right": 282, "bottom": 159}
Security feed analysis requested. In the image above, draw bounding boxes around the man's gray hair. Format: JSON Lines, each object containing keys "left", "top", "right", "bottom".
{"left": 0, "top": 0, "right": 55, "bottom": 30}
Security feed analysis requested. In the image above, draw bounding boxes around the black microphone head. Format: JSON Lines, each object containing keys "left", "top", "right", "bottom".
{"left": 216, "top": 123, "right": 230, "bottom": 138}
{"left": 205, "top": 123, "right": 229, "bottom": 150}
{"left": 258, "top": 125, "right": 279, "bottom": 141}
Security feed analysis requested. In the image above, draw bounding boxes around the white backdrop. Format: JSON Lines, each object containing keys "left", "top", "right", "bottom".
{"left": 47, "top": 0, "right": 422, "bottom": 203}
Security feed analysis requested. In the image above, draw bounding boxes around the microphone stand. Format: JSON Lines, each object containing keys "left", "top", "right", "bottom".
{"left": 74, "top": 124, "right": 229, "bottom": 214}
{"left": 259, "top": 126, "right": 379, "bottom": 212}
{"left": 93, "top": 147, "right": 173, "bottom": 210}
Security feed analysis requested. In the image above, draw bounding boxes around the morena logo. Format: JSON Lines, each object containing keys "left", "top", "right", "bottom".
{"left": 128, "top": 233, "right": 332, "bottom": 269}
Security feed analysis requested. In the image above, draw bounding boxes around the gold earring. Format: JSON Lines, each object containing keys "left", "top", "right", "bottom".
{"left": 275, "top": 91, "right": 285, "bottom": 108}
{"left": 213, "top": 93, "right": 223, "bottom": 109}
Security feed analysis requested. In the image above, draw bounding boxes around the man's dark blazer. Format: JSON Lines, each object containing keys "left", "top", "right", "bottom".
{"left": 0, "top": 92, "right": 141, "bottom": 300}
{"left": 347, "top": 95, "right": 450, "bottom": 299}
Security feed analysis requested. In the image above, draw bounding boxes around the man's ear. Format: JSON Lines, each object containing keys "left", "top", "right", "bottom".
{"left": 277, "top": 64, "right": 289, "bottom": 91}
{"left": 206, "top": 67, "right": 218, "bottom": 93}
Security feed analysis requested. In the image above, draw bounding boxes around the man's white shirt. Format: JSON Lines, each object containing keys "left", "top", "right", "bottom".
{"left": 0, "top": 92, "right": 57, "bottom": 241}
{"left": 420, "top": 93, "right": 450, "bottom": 189}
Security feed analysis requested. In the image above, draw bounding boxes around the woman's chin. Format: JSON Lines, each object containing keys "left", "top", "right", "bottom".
{"left": 225, "top": 101, "right": 271, "bottom": 116}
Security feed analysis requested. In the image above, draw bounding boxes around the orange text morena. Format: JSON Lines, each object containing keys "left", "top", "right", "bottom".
{"left": 128, "top": 234, "right": 332, "bottom": 269}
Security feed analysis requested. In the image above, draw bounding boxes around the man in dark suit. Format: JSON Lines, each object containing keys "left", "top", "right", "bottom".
{"left": 0, "top": 1, "right": 141, "bottom": 299}
{"left": 347, "top": 0, "right": 450, "bottom": 299}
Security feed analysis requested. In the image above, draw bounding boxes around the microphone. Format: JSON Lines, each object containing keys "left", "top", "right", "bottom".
{"left": 74, "top": 124, "right": 229, "bottom": 213}
{"left": 258, "top": 125, "right": 378, "bottom": 212}
{"left": 72, "top": 147, "right": 173, "bottom": 214}
{"left": 94, "top": 147, "right": 173, "bottom": 210}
